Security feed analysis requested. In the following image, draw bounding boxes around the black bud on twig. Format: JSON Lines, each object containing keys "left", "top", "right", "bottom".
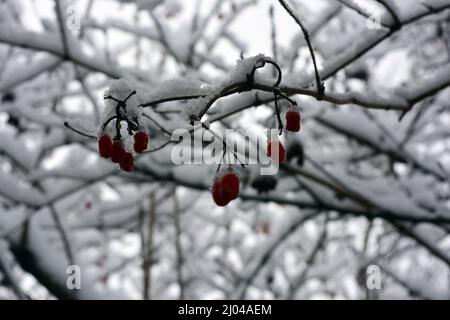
{"left": 7, "top": 113, "right": 20, "bottom": 129}
{"left": 286, "top": 141, "right": 304, "bottom": 166}
{"left": 2, "top": 92, "right": 15, "bottom": 103}
{"left": 251, "top": 175, "right": 277, "bottom": 194}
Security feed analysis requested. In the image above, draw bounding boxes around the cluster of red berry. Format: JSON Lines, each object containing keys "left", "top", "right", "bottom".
{"left": 211, "top": 109, "right": 301, "bottom": 207}
{"left": 96, "top": 90, "right": 150, "bottom": 173}
{"left": 266, "top": 110, "right": 301, "bottom": 163}
{"left": 98, "top": 131, "right": 148, "bottom": 172}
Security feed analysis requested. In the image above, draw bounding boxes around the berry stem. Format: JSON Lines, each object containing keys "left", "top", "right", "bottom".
{"left": 201, "top": 122, "right": 246, "bottom": 170}
{"left": 103, "top": 90, "right": 138, "bottom": 140}
{"left": 64, "top": 122, "right": 96, "bottom": 139}
{"left": 273, "top": 92, "right": 283, "bottom": 135}
{"left": 115, "top": 118, "right": 122, "bottom": 140}
{"left": 102, "top": 116, "right": 118, "bottom": 130}
{"left": 277, "top": 90, "right": 297, "bottom": 108}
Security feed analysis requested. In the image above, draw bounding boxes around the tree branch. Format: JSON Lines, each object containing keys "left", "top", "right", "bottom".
{"left": 278, "top": 0, "right": 324, "bottom": 96}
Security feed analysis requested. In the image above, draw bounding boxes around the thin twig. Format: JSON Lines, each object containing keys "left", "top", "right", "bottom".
{"left": 172, "top": 187, "right": 185, "bottom": 299}
{"left": 375, "top": 0, "right": 401, "bottom": 28}
{"left": 236, "top": 210, "right": 320, "bottom": 298}
{"left": 54, "top": 0, "right": 70, "bottom": 58}
{"left": 74, "top": 65, "right": 100, "bottom": 124}
{"left": 336, "top": 0, "right": 391, "bottom": 29}
{"left": 142, "top": 192, "right": 156, "bottom": 300}
{"left": 278, "top": 0, "right": 324, "bottom": 96}
{"left": 269, "top": 6, "right": 278, "bottom": 72}
{"left": 286, "top": 216, "right": 328, "bottom": 299}
{"left": 64, "top": 121, "right": 97, "bottom": 139}
{"left": 49, "top": 205, "right": 74, "bottom": 265}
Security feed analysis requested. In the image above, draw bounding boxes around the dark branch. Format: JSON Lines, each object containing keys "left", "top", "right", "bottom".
{"left": 278, "top": 0, "right": 324, "bottom": 97}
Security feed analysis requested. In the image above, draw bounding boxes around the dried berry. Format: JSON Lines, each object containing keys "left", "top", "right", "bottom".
{"left": 111, "top": 140, "right": 126, "bottom": 163}
{"left": 134, "top": 131, "right": 149, "bottom": 153}
{"left": 98, "top": 134, "right": 113, "bottom": 158}
{"left": 251, "top": 175, "right": 277, "bottom": 194}
{"left": 2, "top": 92, "right": 15, "bottom": 103}
{"left": 7, "top": 114, "right": 20, "bottom": 129}
{"left": 286, "top": 141, "right": 304, "bottom": 166}
{"left": 211, "top": 170, "right": 241, "bottom": 207}
{"left": 267, "top": 140, "right": 286, "bottom": 163}
{"left": 120, "top": 152, "right": 134, "bottom": 172}
{"left": 285, "top": 111, "right": 301, "bottom": 132}
{"left": 221, "top": 172, "right": 240, "bottom": 200}
{"left": 212, "top": 180, "right": 230, "bottom": 207}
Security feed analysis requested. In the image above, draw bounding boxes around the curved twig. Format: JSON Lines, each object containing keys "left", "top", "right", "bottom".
{"left": 278, "top": 0, "right": 324, "bottom": 97}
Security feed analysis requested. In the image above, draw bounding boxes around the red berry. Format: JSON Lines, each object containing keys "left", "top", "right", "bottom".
{"left": 222, "top": 173, "right": 240, "bottom": 200}
{"left": 286, "top": 111, "right": 301, "bottom": 132}
{"left": 212, "top": 180, "right": 230, "bottom": 207}
{"left": 134, "top": 131, "right": 148, "bottom": 153}
{"left": 120, "top": 152, "right": 134, "bottom": 172}
{"left": 111, "top": 140, "right": 126, "bottom": 163}
{"left": 267, "top": 140, "right": 286, "bottom": 163}
{"left": 98, "top": 134, "right": 113, "bottom": 158}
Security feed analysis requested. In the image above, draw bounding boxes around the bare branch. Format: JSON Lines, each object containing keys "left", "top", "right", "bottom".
{"left": 278, "top": 0, "right": 324, "bottom": 96}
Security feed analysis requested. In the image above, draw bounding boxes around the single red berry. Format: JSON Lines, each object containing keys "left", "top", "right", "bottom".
{"left": 98, "top": 134, "right": 113, "bottom": 158}
{"left": 212, "top": 180, "right": 230, "bottom": 207}
{"left": 267, "top": 140, "right": 286, "bottom": 163}
{"left": 134, "top": 131, "right": 149, "bottom": 153}
{"left": 222, "top": 173, "right": 240, "bottom": 200}
{"left": 111, "top": 140, "right": 126, "bottom": 163}
{"left": 120, "top": 152, "right": 134, "bottom": 172}
{"left": 286, "top": 111, "right": 301, "bottom": 132}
